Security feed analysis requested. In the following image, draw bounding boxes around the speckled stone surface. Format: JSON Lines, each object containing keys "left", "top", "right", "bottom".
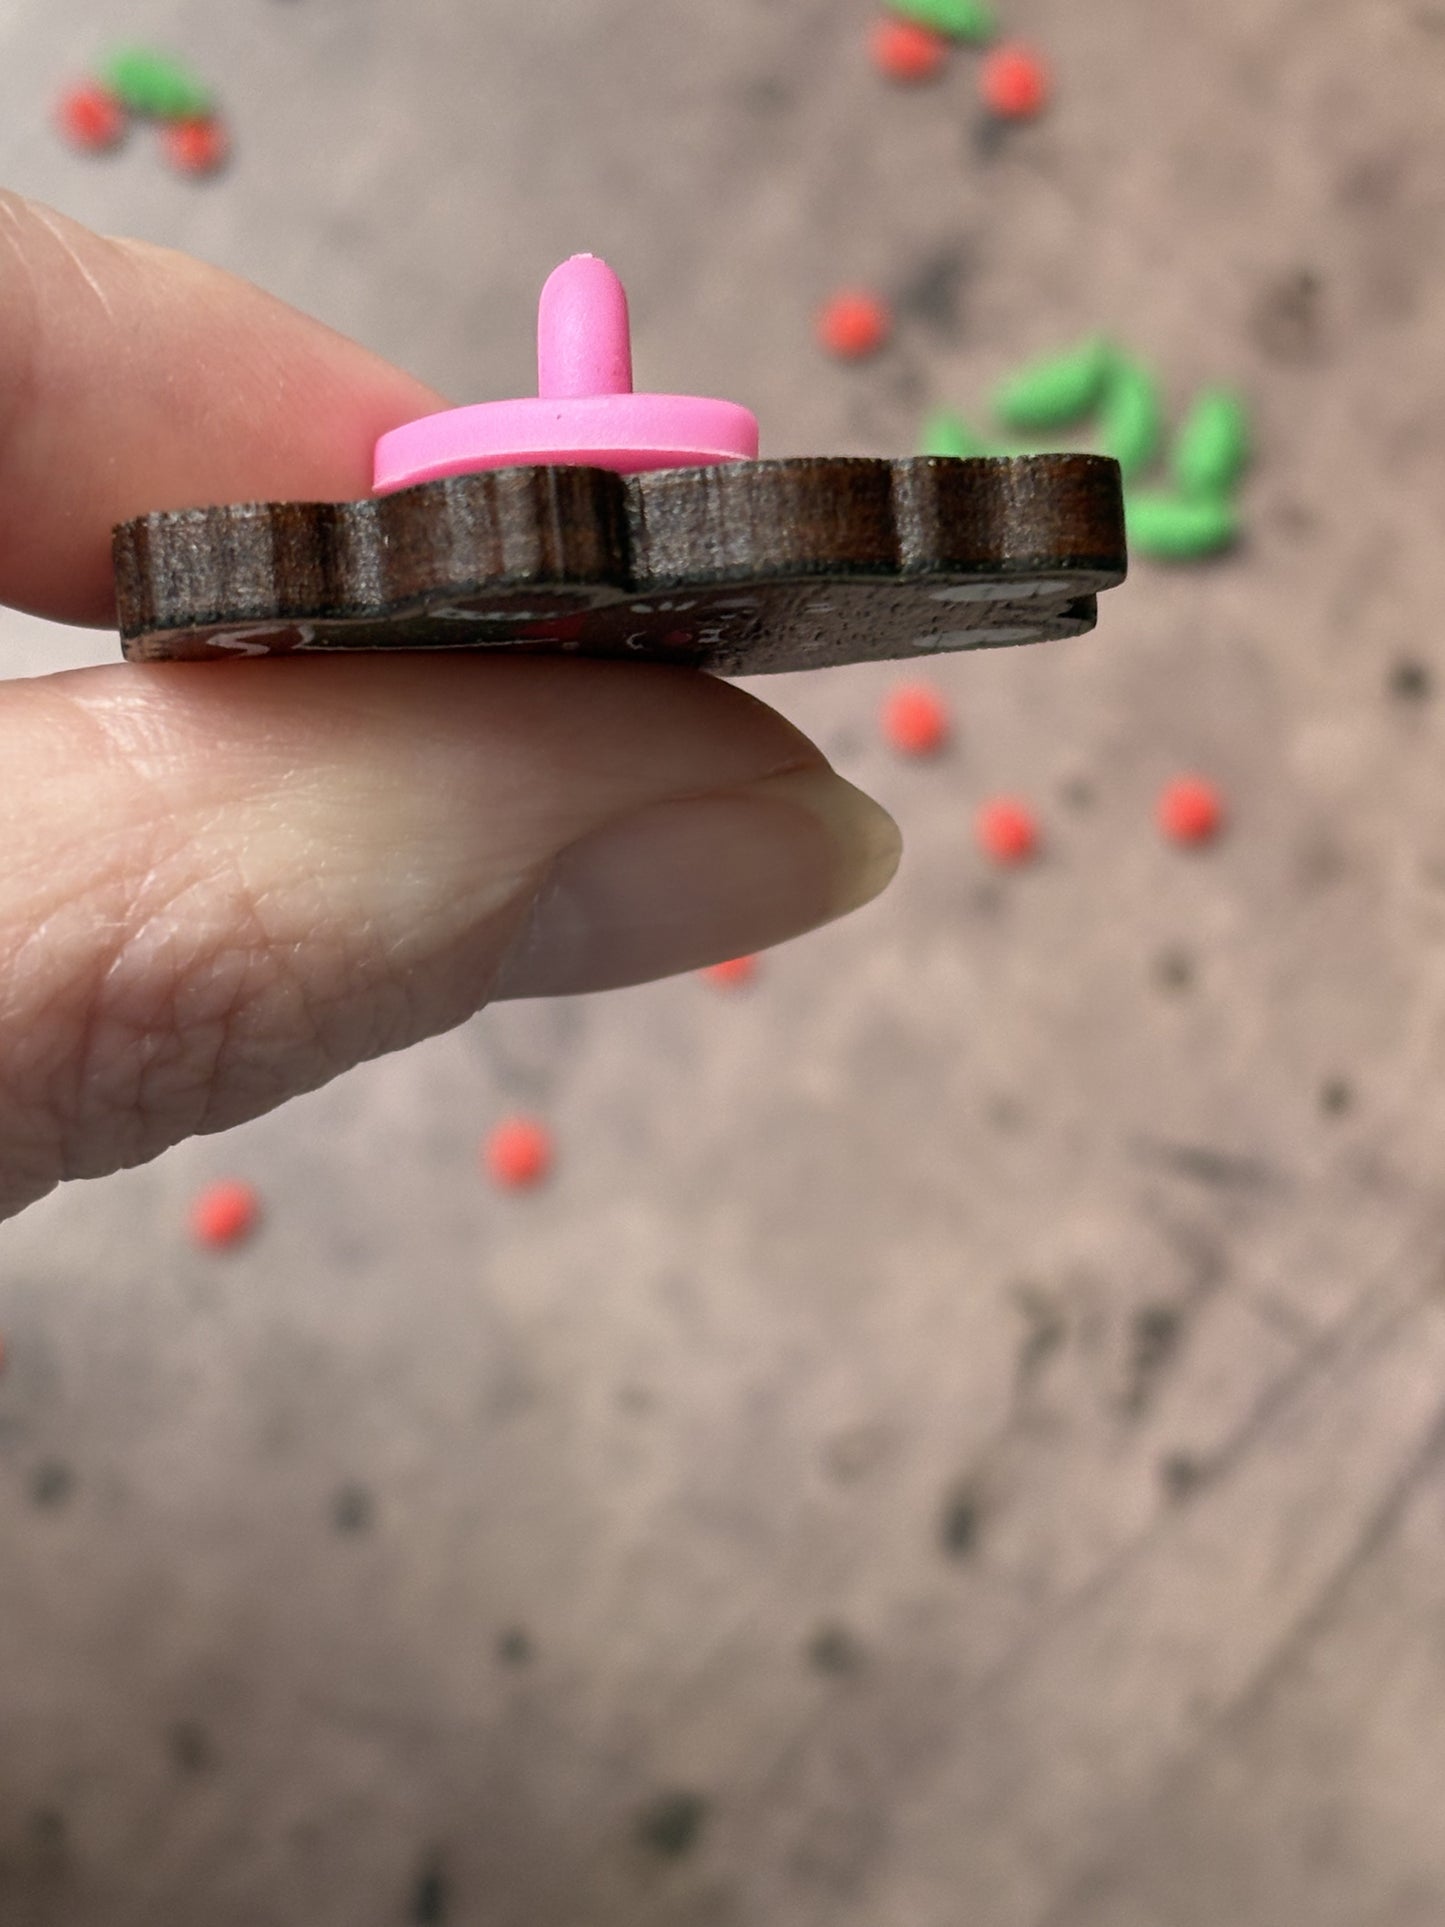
{"left": 3, "top": 1, "right": 1445, "bottom": 1923}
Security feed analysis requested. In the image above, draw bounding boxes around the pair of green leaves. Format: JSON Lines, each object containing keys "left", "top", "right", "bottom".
{"left": 99, "top": 48, "right": 213, "bottom": 121}
{"left": 923, "top": 339, "right": 1251, "bottom": 561}
{"left": 887, "top": 0, "right": 997, "bottom": 42}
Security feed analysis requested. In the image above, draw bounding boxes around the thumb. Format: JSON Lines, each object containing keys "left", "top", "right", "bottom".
{"left": 0, "top": 654, "right": 898, "bottom": 1217}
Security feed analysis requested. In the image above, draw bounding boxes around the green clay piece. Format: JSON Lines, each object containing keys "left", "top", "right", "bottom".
{"left": 1097, "top": 360, "right": 1164, "bottom": 481}
{"left": 992, "top": 337, "right": 1116, "bottom": 435}
{"left": 889, "top": 0, "right": 997, "bottom": 42}
{"left": 1126, "top": 489, "right": 1240, "bottom": 562}
{"left": 99, "top": 48, "right": 212, "bottom": 121}
{"left": 1171, "top": 388, "right": 1251, "bottom": 498}
{"left": 920, "top": 410, "right": 991, "bottom": 459}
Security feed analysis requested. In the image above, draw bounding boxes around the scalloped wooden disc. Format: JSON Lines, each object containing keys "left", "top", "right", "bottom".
{"left": 112, "top": 454, "right": 1126, "bottom": 673}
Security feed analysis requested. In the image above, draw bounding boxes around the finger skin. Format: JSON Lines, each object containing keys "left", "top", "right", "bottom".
{"left": 0, "top": 657, "right": 898, "bottom": 1218}
{"left": 0, "top": 191, "right": 445, "bottom": 624}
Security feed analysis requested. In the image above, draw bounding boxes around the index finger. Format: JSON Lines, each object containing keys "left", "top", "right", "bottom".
{"left": 0, "top": 189, "right": 446, "bottom": 625}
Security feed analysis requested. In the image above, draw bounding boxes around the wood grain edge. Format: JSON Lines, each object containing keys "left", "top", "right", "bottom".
{"left": 112, "top": 455, "right": 1127, "bottom": 646}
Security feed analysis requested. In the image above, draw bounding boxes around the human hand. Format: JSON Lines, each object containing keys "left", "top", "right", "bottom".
{"left": 0, "top": 192, "right": 900, "bottom": 1221}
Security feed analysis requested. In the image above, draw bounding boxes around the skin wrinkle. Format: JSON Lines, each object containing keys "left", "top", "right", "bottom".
{"left": 0, "top": 659, "right": 861, "bottom": 1206}
{"left": 27, "top": 201, "right": 118, "bottom": 322}
{"left": 0, "top": 686, "right": 288, "bottom": 1177}
{"left": 0, "top": 199, "right": 43, "bottom": 523}
{"left": 3, "top": 881, "right": 238, "bottom": 1179}
{"left": 0, "top": 680, "right": 194, "bottom": 911}
{"left": 60, "top": 842, "right": 418, "bottom": 1169}
{"left": 1, "top": 878, "right": 366, "bottom": 1191}
{"left": 0, "top": 727, "right": 518, "bottom": 1184}
{"left": 80, "top": 892, "right": 304, "bottom": 1169}
{"left": 0, "top": 851, "right": 182, "bottom": 1066}
{"left": 0, "top": 199, "right": 118, "bottom": 612}
{"left": 7, "top": 752, "right": 832, "bottom": 1181}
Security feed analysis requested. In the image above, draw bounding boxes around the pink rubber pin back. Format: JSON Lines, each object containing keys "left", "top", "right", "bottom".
{"left": 373, "top": 255, "right": 760, "bottom": 492}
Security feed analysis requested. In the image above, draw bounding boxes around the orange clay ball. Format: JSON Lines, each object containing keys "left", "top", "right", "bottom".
{"left": 163, "top": 116, "right": 229, "bottom": 177}
{"left": 483, "top": 1117, "right": 554, "bottom": 1190}
{"left": 189, "top": 1180, "right": 261, "bottom": 1250}
{"left": 979, "top": 44, "right": 1051, "bottom": 120}
{"left": 882, "top": 683, "right": 951, "bottom": 757}
{"left": 1158, "top": 776, "right": 1224, "bottom": 846}
{"left": 976, "top": 797, "right": 1040, "bottom": 865}
{"left": 817, "top": 290, "right": 893, "bottom": 360}
{"left": 701, "top": 955, "right": 759, "bottom": 991}
{"left": 869, "top": 18, "right": 949, "bottom": 82}
{"left": 55, "top": 82, "right": 127, "bottom": 152}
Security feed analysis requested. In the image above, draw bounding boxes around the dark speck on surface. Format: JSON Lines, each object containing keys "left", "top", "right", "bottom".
{"left": 30, "top": 1808, "right": 67, "bottom": 1851}
{"left": 1334, "top": 147, "right": 1406, "bottom": 211}
{"left": 168, "top": 1720, "right": 215, "bottom": 1775}
{"left": 1127, "top": 1304, "right": 1182, "bottom": 1413}
{"left": 897, "top": 245, "right": 969, "bottom": 331}
{"left": 886, "top": 357, "right": 929, "bottom": 409}
{"left": 1390, "top": 658, "right": 1432, "bottom": 702}
{"left": 1153, "top": 949, "right": 1195, "bottom": 993}
{"left": 1320, "top": 1077, "right": 1354, "bottom": 1117}
{"left": 497, "top": 1626, "right": 533, "bottom": 1667}
{"left": 411, "top": 1856, "right": 448, "bottom": 1923}
{"left": 1295, "top": 828, "right": 1349, "bottom": 894}
{"left": 939, "top": 1485, "right": 981, "bottom": 1559}
{"left": 1133, "top": 1304, "right": 1182, "bottom": 1372}
{"left": 1271, "top": 498, "right": 1317, "bottom": 540}
{"left": 27, "top": 1805, "right": 69, "bottom": 1877}
{"left": 1160, "top": 1453, "right": 1208, "bottom": 1502}
{"left": 637, "top": 1792, "right": 708, "bottom": 1860}
{"left": 1059, "top": 775, "right": 1095, "bottom": 811}
{"left": 987, "top": 1094, "right": 1029, "bottom": 1132}
{"left": 740, "top": 75, "right": 792, "bottom": 115}
{"left": 1250, "top": 267, "right": 1326, "bottom": 363}
{"left": 30, "top": 1461, "right": 75, "bottom": 1509}
{"left": 970, "top": 114, "right": 1014, "bottom": 164}
{"left": 822, "top": 1423, "right": 891, "bottom": 1483}
{"left": 1134, "top": 1139, "right": 1278, "bottom": 1191}
{"left": 331, "top": 1482, "right": 375, "bottom": 1535}
{"left": 1013, "top": 1282, "right": 1067, "bottom": 1383}
{"left": 806, "top": 1623, "right": 865, "bottom": 1676}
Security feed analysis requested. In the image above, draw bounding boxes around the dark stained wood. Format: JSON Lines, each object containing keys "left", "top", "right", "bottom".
{"left": 112, "top": 454, "right": 1126, "bottom": 672}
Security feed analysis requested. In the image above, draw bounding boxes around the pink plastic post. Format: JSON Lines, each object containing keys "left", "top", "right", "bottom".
{"left": 373, "top": 255, "right": 759, "bottom": 493}
{"left": 537, "top": 255, "right": 633, "bottom": 399}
